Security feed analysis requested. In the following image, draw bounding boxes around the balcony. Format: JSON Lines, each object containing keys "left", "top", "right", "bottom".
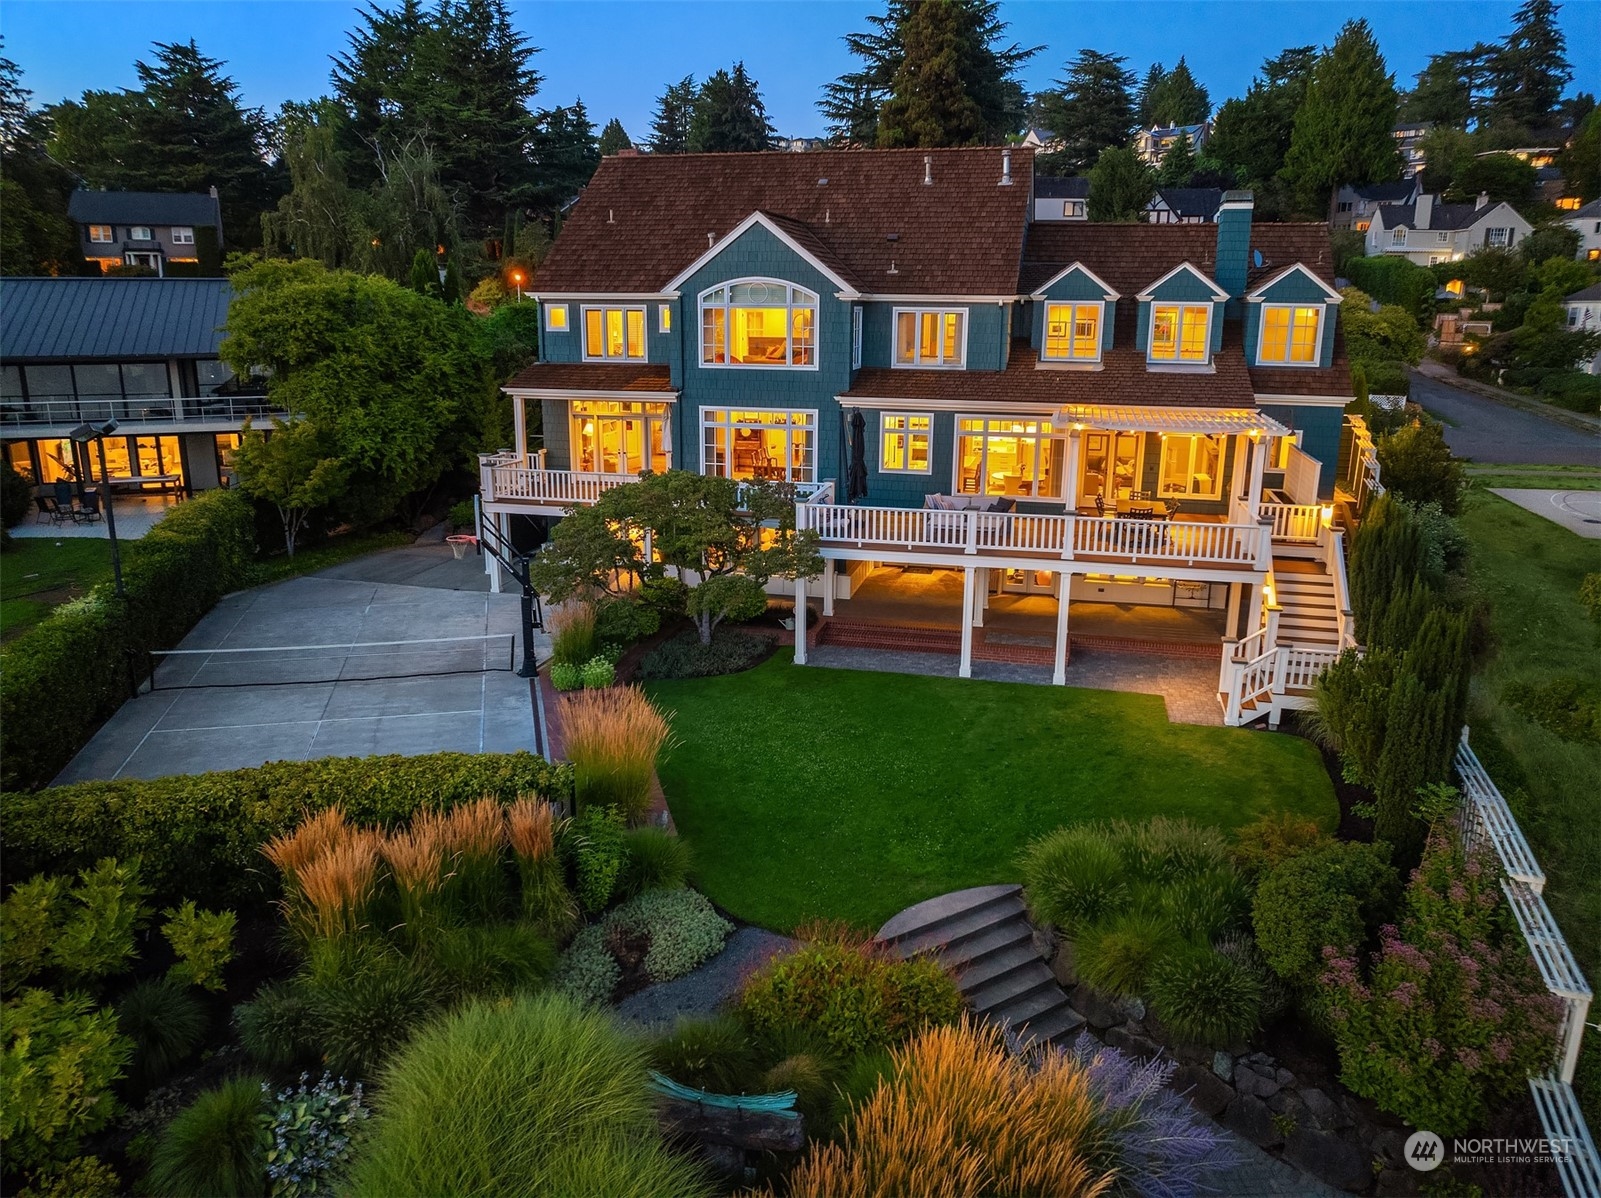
{"left": 478, "top": 453, "right": 638, "bottom": 511}
{"left": 0, "top": 395, "right": 282, "bottom": 431}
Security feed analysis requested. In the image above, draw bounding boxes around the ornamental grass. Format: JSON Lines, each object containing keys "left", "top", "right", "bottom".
{"left": 437, "top": 797, "right": 508, "bottom": 917}
{"left": 295, "top": 832, "right": 381, "bottom": 943}
{"left": 263, "top": 805, "right": 353, "bottom": 891}
{"left": 778, "top": 1018, "right": 1114, "bottom": 1198}
{"left": 549, "top": 602, "right": 600, "bottom": 667}
{"left": 559, "top": 686, "right": 672, "bottom": 821}
{"left": 381, "top": 823, "right": 445, "bottom": 943}
{"left": 508, "top": 796, "right": 579, "bottom": 941}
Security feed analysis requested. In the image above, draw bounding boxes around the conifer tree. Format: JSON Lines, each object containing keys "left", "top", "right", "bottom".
{"left": 649, "top": 77, "right": 697, "bottom": 153}
{"left": 597, "top": 118, "right": 631, "bottom": 156}
{"left": 877, "top": 0, "right": 986, "bottom": 147}
{"left": 688, "top": 64, "right": 773, "bottom": 153}
{"left": 1086, "top": 145, "right": 1154, "bottom": 220}
{"left": 1207, "top": 46, "right": 1316, "bottom": 194}
{"left": 1035, "top": 49, "right": 1137, "bottom": 175}
{"left": 1282, "top": 20, "right": 1402, "bottom": 215}
{"left": 1487, "top": 0, "right": 1571, "bottom": 133}
{"left": 1156, "top": 131, "right": 1196, "bottom": 187}
{"left": 0, "top": 49, "right": 79, "bottom": 275}
{"left": 1135, "top": 63, "right": 1166, "bottom": 128}
{"left": 528, "top": 98, "right": 598, "bottom": 213}
{"left": 1145, "top": 56, "right": 1210, "bottom": 127}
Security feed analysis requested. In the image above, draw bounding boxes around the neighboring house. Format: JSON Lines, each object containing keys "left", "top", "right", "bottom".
{"left": 772, "top": 136, "right": 828, "bottom": 153}
{"left": 1365, "top": 193, "right": 1534, "bottom": 266}
{"left": 1392, "top": 122, "right": 1431, "bottom": 178}
{"left": 0, "top": 278, "right": 276, "bottom": 493}
{"left": 480, "top": 146, "right": 1361, "bottom": 724}
{"left": 1562, "top": 199, "right": 1601, "bottom": 262}
{"left": 1135, "top": 123, "right": 1209, "bottom": 166}
{"left": 1144, "top": 187, "right": 1223, "bottom": 225}
{"left": 1328, "top": 179, "right": 1421, "bottom": 232}
{"left": 1034, "top": 176, "right": 1089, "bottom": 222}
{"left": 68, "top": 189, "right": 224, "bottom": 275}
{"left": 1021, "top": 128, "right": 1062, "bottom": 154}
{"left": 1565, "top": 282, "right": 1601, "bottom": 374}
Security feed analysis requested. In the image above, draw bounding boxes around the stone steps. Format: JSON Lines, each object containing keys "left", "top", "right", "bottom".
{"left": 876, "top": 884, "right": 1085, "bottom": 1050}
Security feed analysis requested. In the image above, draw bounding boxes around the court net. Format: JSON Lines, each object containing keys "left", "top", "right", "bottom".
{"left": 145, "top": 634, "right": 516, "bottom": 691}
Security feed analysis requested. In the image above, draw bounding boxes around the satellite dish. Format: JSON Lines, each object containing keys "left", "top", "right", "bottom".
{"left": 1252, "top": 249, "right": 1264, "bottom": 268}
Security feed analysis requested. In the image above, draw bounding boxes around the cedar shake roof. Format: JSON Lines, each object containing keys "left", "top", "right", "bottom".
{"left": 1245, "top": 224, "right": 1338, "bottom": 288}
{"left": 533, "top": 147, "right": 1034, "bottom": 296}
{"left": 503, "top": 361, "right": 675, "bottom": 394}
{"left": 1022, "top": 224, "right": 1218, "bottom": 295}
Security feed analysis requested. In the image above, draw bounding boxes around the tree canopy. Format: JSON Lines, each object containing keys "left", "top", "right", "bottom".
{"left": 648, "top": 76, "right": 697, "bottom": 153}
{"left": 1281, "top": 20, "right": 1401, "bottom": 215}
{"left": 1086, "top": 146, "right": 1155, "bottom": 221}
{"left": 687, "top": 64, "right": 774, "bottom": 153}
{"left": 0, "top": 49, "right": 79, "bottom": 276}
{"left": 597, "top": 118, "right": 632, "bottom": 156}
{"left": 1205, "top": 46, "right": 1316, "bottom": 216}
{"left": 1138, "top": 57, "right": 1210, "bottom": 128}
{"left": 1035, "top": 49, "right": 1137, "bottom": 176}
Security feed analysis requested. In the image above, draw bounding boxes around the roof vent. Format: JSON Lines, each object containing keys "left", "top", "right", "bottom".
{"left": 607, "top": 208, "right": 615, "bottom": 224}
{"left": 817, "top": 177, "right": 828, "bottom": 186}
{"left": 923, "top": 155, "right": 933, "bottom": 186}
{"left": 1000, "top": 148, "right": 1013, "bottom": 186}
{"left": 887, "top": 259, "right": 899, "bottom": 275}
{"left": 825, "top": 208, "right": 831, "bottom": 225}
{"left": 707, "top": 231, "right": 716, "bottom": 247}
{"left": 886, "top": 232, "right": 899, "bottom": 242}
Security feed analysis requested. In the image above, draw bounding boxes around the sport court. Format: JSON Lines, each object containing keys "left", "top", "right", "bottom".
{"left": 54, "top": 545, "right": 541, "bottom": 784}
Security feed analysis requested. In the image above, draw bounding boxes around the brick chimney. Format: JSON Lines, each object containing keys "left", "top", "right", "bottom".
{"left": 1214, "top": 190, "right": 1254, "bottom": 303}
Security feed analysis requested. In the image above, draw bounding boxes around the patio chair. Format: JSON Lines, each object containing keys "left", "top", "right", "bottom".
{"left": 1094, "top": 495, "right": 1108, "bottom": 518}
{"left": 1159, "top": 500, "right": 1181, "bottom": 522}
{"left": 1130, "top": 489, "right": 1151, "bottom": 501}
{"left": 34, "top": 495, "right": 59, "bottom": 524}
{"left": 1129, "top": 506, "right": 1155, "bottom": 519}
{"left": 75, "top": 490, "right": 103, "bottom": 523}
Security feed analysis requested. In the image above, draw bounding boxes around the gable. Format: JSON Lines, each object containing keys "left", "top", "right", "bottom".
{"left": 674, "top": 220, "right": 841, "bottom": 300}
{"left": 1138, "top": 262, "right": 1228, "bottom": 302}
{"left": 1032, "top": 262, "right": 1120, "bottom": 302}
{"left": 663, "top": 211, "right": 859, "bottom": 296}
{"left": 1248, "top": 264, "right": 1343, "bottom": 305}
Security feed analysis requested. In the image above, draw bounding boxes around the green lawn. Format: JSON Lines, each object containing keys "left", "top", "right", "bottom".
{"left": 646, "top": 654, "right": 1338, "bottom": 932}
{"left": 1464, "top": 464, "right": 1601, "bottom": 491}
{"left": 0, "top": 538, "right": 113, "bottom": 640}
{"left": 1458, "top": 489, "right": 1601, "bottom": 977}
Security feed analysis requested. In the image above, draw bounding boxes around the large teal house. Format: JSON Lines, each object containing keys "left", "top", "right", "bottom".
{"left": 484, "top": 147, "right": 1373, "bottom": 725}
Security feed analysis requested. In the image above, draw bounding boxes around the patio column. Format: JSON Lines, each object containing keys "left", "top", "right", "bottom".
{"left": 1052, "top": 572, "right": 1074, "bottom": 685}
{"left": 1224, "top": 581, "right": 1242, "bottom": 636}
{"left": 794, "top": 571, "right": 808, "bottom": 665}
{"left": 487, "top": 511, "right": 505, "bottom": 594}
{"left": 1064, "top": 428, "right": 1082, "bottom": 511}
{"left": 513, "top": 396, "right": 528, "bottom": 460}
{"left": 1245, "top": 432, "right": 1267, "bottom": 521}
{"left": 822, "top": 562, "right": 835, "bottom": 616}
{"left": 958, "top": 566, "right": 976, "bottom": 679}
{"left": 1247, "top": 580, "right": 1266, "bottom": 637}
{"left": 973, "top": 567, "right": 986, "bottom": 627}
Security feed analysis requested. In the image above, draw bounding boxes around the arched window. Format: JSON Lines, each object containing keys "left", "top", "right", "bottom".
{"left": 700, "top": 280, "right": 818, "bottom": 368}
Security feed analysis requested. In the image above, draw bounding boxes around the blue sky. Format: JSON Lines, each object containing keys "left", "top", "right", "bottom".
{"left": 2, "top": 0, "right": 1597, "bottom": 140}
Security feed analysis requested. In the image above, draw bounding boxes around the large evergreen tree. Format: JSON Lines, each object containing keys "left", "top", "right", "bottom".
{"left": 597, "top": 118, "right": 631, "bottom": 156}
{"left": 1206, "top": 45, "right": 1317, "bottom": 193}
{"left": 819, "top": 0, "right": 1037, "bottom": 146}
{"left": 1487, "top": 0, "right": 1571, "bottom": 133}
{"left": 1401, "top": 52, "right": 1476, "bottom": 128}
{"left": 528, "top": 98, "right": 598, "bottom": 212}
{"left": 1135, "top": 63, "right": 1166, "bottom": 128}
{"left": 1143, "top": 56, "right": 1210, "bottom": 127}
{"left": 0, "top": 49, "right": 79, "bottom": 275}
{"left": 1282, "top": 21, "right": 1402, "bottom": 216}
{"left": 1086, "top": 145, "right": 1154, "bottom": 220}
{"left": 876, "top": 0, "right": 985, "bottom": 146}
{"left": 1156, "top": 131, "right": 1196, "bottom": 187}
{"left": 1035, "top": 49, "right": 1137, "bottom": 176}
{"left": 688, "top": 64, "right": 773, "bottom": 153}
{"left": 648, "top": 76, "right": 697, "bottom": 153}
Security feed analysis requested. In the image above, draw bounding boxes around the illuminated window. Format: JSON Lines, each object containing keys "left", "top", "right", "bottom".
{"left": 88, "top": 225, "right": 113, "bottom": 243}
{"left": 1159, "top": 434, "right": 1224, "bottom": 499}
{"left": 1485, "top": 228, "right": 1511, "bottom": 247}
{"left": 701, "top": 409, "right": 816, "bottom": 482}
{"left": 172, "top": 226, "right": 195, "bottom": 245}
{"left": 699, "top": 281, "right": 817, "bottom": 367}
{"left": 1258, "top": 305, "right": 1321, "bottom": 365}
{"left": 571, "top": 400, "right": 671, "bottom": 475}
{"left": 1063, "top": 200, "right": 1085, "bottom": 218}
{"left": 851, "top": 307, "right": 863, "bottom": 369}
{"left": 658, "top": 304, "right": 672, "bottom": 333}
{"left": 545, "top": 304, "right": 569, "bottom": 332}
{"left": 1042, "top": 302, "right": 1102, "bottom": 362}
{"left": 1149, "top": 304, "right": 1210, "bottom": 363}
{"left": 880, "top": 414, "right": 932, "bottom": 474}
{"left": 956, "top": 417, "right": 1064, "bottom": 498}
{"left": 1355, "top": 221, "right": 1370, "bottom": 232}
{"left": 1555, "top": 197, "right": 1580, "bottom": 211}
{"left": 583, "top": 306, "right": 646, "bottom": 360}
{"left": 1588, "top": 249, "right": 1600, "bottom": 262}
{"left": 893, "top": 309, "right": 965, "bottom": 367}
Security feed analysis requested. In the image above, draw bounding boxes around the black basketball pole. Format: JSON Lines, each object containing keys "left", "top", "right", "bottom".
{"left": 474, "top": 512, "right": 543, "bottom": 678}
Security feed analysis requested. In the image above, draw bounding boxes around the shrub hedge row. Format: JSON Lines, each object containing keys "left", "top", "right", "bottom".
{"left": 1344, "top": 256, "right": 1438, "bottom": 320}
{"left": 0, "top": 490, "right": 257, "bottom": 792}
{"left": 0, "top": 751, "right": 571, "bottom": 909}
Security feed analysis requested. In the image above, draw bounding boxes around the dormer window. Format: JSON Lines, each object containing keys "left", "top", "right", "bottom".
{"left": 701, "top": 281, "right": 817, "bottom": 368}
{"left": 1258, "top": 305, "right": 1321, "bottom": 366}
{"left": 893, "top": 309, "right": 965, "bottom": 368}
{"left": 1149, "top": 304, "right": 1209, "bottom": 364}
{"left": 1391, "top": 227, "right": 1407, "bottom": 245}
{"left": 130, "top": 226, "right": 153, "bottom": 241}
{"left": 1042, "top": 303, "right": 1102, "bottom": 363}
{"left": 583, "top": 306, "right": 646, "bottom": 360}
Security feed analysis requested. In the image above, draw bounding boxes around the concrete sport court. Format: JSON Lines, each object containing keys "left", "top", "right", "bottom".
{"left": 54, "top": 544, "right": 544, "bottom": 784}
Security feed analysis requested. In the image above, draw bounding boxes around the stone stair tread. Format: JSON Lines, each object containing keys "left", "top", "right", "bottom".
{"left": 953, "top": 941, "right": 1045, "bottom": 990}
{"left": 934, "top": 919, "right": 1034, "bottom": 967}
{"left": 1013, "top": 1004, "right": 1088, "bottom": 1046}
{"left": 966, "top": 961, "right": 1056, "bottom": 1012}
{"left": 875, "top": 884, "right": 1021, "bottom": 943}
{"left": 987, "top": 985, "right": 1069, "bottom": 1028}
{"left": 890, "top": 896, "right": 1028, "bottom": 959}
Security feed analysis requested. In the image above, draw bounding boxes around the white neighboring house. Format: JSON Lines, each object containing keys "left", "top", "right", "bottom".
{"left": 1565, "top": 282, "right": 1601, "bottom": 375}
{"left": 1033, "top": 175, "right": 1089, "bottom": 222}
{"left": 1365, "top": 193, "right": 1534, "bottom": 267}
{"left": 1561, "top": 199, "right": 1601, "bottom": 263}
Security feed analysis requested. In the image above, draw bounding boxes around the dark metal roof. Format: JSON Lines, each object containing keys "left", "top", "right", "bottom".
{"left": 67, "top": 190, "right": 222, "bottom": 228}
{"left": 1350, "top": 180, "right": 1418, "bottom": 203}
{"left": 0, "top": 278, "right": 233, "bottom": 362}
{"left": 1566, "top": 282, "right": 1601, "bottom": 303}
{"left": 1154, "top": 188, "right": 1224, "bottom": 218}
{"left": 1034, "top": 176, "right": 1090, "bottom": 199}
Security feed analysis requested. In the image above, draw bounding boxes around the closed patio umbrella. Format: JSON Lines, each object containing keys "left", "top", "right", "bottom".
{"left": 847, "top": 408, "right": 869, "bottom": 502}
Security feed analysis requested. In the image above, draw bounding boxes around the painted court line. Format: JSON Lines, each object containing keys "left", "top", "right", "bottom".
{"left": 141, "top": 709, "right": 485, "bottom": 735}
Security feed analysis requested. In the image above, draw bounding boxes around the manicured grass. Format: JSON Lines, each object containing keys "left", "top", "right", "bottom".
{"left": 1464, "top": 464, "right": 1601, "bottom": 491}
{"left": 243, "top": 530, "right": 413, "bottom": 586}
{"left": 1458, "top": 491, "right": 1601, "bottom": 976}
{"left": 646, "top": 654, "right": 1338, "bottom": 932}
{"left": 0, "top": 538, "right": 113, "bottom": 640}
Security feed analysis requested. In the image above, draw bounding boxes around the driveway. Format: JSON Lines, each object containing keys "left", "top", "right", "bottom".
{"left": 1408, "top": 371, "right": 1601, "bottom": 466}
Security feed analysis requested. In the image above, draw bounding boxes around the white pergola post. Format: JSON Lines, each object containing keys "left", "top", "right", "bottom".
{"left": 973, "top": 567, "right": 986, "bottom": 627}
{"left": 513, "top": 395, "right": 528, "bottom": 461}
{"left": 1052, "top": 572, "right": 1073, "bottom": 685}
{"left": 1224, "top": 581, "right": 1242, "bottom": 637}
{"left": 1064, "top": 428, "right": 1083, "bottom": 511}
{"left": 1245, "top": 433, "right": 1267, "bottom": 521}
{"left": 958, "top": 566, "right": 976, "bottom": 679}
{"left": 794, "top": 572, "right": 808, "bottom": 665}
{"left": 822, "top": 562, "right": 835, "bottom": 616}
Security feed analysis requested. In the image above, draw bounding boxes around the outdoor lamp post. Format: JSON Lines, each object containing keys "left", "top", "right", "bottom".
{"left": 510, "top": 269, "right": 524, "bottom": 302}
{"left": 69, "top": 419, "right": 125, "bottom": 598}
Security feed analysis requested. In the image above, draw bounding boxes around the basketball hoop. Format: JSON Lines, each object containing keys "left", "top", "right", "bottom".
{"left": 446, "top": 534, "right": 478, "bottom": 560}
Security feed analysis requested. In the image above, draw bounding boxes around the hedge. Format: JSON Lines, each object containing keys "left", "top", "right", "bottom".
{"left": 0, "top": 751, "right": 571, "bottom": 909}
{"left": 1344, "top": 256, "right": 1437, "bottom": 321}
{"left": 0, "top": 490, "right": 256, "bottom": 791}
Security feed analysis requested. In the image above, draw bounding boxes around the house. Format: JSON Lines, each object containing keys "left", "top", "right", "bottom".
{"left": 1144, "top": 188, "right": 1223, "bottom": 225}
{"left": 1328, "top": 179, "right": 1421, "bottom": 232}
{"left": 1135, "top": 123, "right": 1209, "bottom": 167}
{"left": 481, "top": 146, "right": 1365, "bottom": 724}
{"left": 1020, "top": 128, "right": 1061, "bottom": 154}
{"left": 1562, "top": 199, "right": 1601, "bottom": 263}
{"left": 1364, "top": 193, "right": 1534, "bottom": 266}
{"left": 1565, "top": 282, "right": 1601, "bottom": 374}
{"left": 1034, "top": 176, "right": 1089, "bottom": 222}
{"left": 68, "top": 189, "right": 224, "bottom": 274}
{"left": 1392, "top": 122, "right": 1431, "bottom": 178}
{"left": 0, "top": 278, "right": 276, "bottom": 493}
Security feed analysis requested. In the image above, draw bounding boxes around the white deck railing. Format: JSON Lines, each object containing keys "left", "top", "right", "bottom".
{"left": 1260, "top": 502, "right": 1323, "bottom": 542}
{"left": 1530, "top": 1076, "right": 1601, "bottom": 1198}
{"left": 798, "top": 503, "right": 1270, "bottom": 570}
{"left": 479, "top": 458, "right": 638, "bottom": 506}
{"left": 1220, "top": 642, "right": 1342, "bottom": 725}
{"left": 1322, "top": 525, "right": 1355, "bottom": 649}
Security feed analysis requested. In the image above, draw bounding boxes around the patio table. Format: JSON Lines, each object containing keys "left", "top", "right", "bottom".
{"left": 1114, "top": 498, "right": 1170, "bottom": 517}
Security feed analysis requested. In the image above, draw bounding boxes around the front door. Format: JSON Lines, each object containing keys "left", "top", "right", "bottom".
{"left": 1078, "top": 431, "right": 1143, "bottom": 506}
{"left": 999, "top": 567, "right": 1059, "bottom": 596}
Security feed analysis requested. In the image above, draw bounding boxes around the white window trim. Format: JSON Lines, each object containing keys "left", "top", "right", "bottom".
{"left": 1146, "top": 302, "right": 1212, "bottom": 366}
{"left": 580, "top": 304, "right": 647, "bottom": 361}
{"left": 1391, "top": 227, "right": 1408, "bottom": 245}
{"left": 697, "top": 279, "right": 820, "bottom": 372}
{"left": 544, "top": 304, "right": 570, "bottom": 332}
{"left": 879, "top": 412, "right": 933, "bottom": 475}
{"left": 658, "top": 303, "right": 672, "bottom": 333}
{"left": 1436, "top": 231, "right": 1449, "bottom": 243}
{"left": 851, "top": 307, "right": 863, "bottom": 370}
{"left": 891, "top": 307, "right": 968, "bottom": 369}
{"left": 1157, "top": 433, "right": 1226, "bottom": 500}
{"left": 1254, "top": 303, "right": 1324, "bottom": 368}
{"left": 88, "top": 225, "right": 113, "bottom": 243}
{"left": 698, "top": 407, "right": 819, "bottom": 484}
{"left": 1040, "top": 300, "right": 1105, "bottom": 364}
{"left": 130, "top": 226, "right": 153, "bottom": 241}
{"left": 172, "top": 227, "right": 196, "bottom": 245}
{"left": 952, "top": 414, "right": 1066, "bottom": 499}
{"left": 569, "top": 400, "right": 672, "bottom": 475}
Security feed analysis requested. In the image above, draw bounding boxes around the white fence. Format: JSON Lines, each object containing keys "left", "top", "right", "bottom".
{"left": 1259, "top": 502, "right": 1323, "bottom": 542}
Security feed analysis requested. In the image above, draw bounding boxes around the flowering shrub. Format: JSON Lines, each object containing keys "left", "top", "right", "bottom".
{"left": 261, "top": 1073, "right": 370, "bottom": 1198}
{"left": 579, "top": 656, "right": 616, "bottom": 689}
{"left": 548, "top": 661, "right": 582, "bottom": 691}
{"left": 1320, "top": 825, "right": 1565, "bottom": 1135}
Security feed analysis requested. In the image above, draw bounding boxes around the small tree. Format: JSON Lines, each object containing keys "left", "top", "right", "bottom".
{"left": 1086, "top": 145, "right": 1155, "bottom": 221}
{"left": 1, "top": 455, "right": 32, "bottom": 529}
{"left": 233, "top": 418, "right": 347, "bottom": 557}
{"left": 1375, "top": 420, "right": 1465, "bottom": 515}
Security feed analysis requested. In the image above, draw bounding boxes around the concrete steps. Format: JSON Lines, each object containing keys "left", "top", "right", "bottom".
{"left": 876, "top": 884, "right": 1085, "bottom": 1050}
